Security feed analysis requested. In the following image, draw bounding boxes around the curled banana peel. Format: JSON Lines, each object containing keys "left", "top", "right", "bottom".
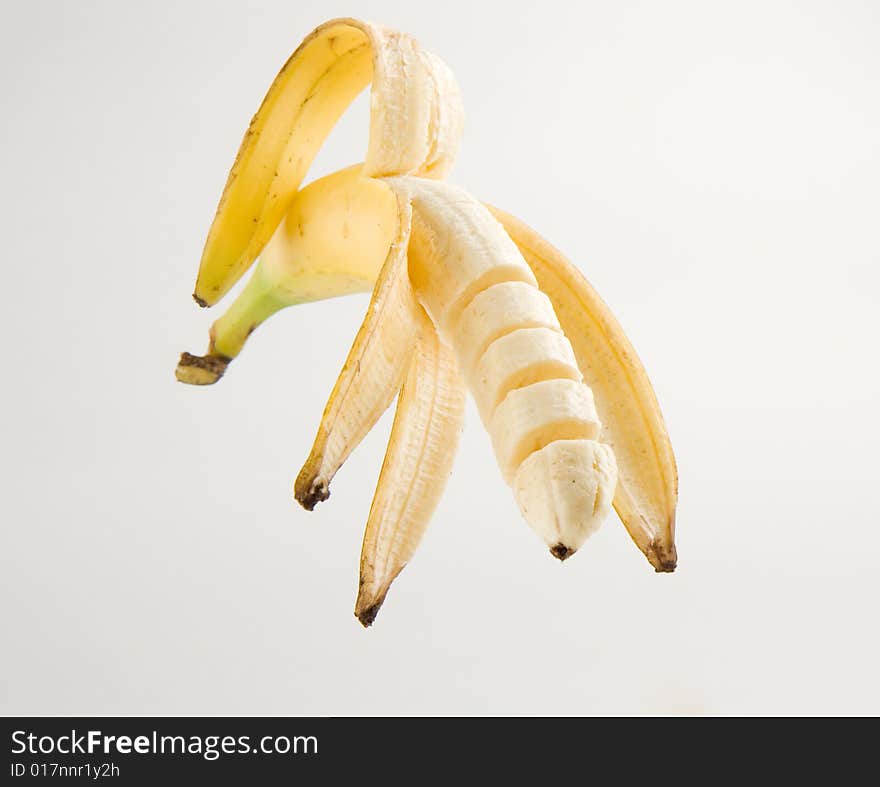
{"left": 177, "top": 18, "right": 678, "bottom": 625}
{"left": 193, "top": 18, "right": 462, "bottom": 308}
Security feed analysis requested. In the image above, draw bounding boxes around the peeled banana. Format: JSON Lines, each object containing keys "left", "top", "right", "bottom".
{"left": 176, "top": 18, "right": 679, "bottom": 626}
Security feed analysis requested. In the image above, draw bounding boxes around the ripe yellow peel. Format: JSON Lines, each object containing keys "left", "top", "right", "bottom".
{"left": 489, "top": 206, "right": 678, "bottom": 571}
{"left": 194, "top": 18, "right": 463, "bottom": 307}
{"left": 294, "top": 193, "right": 420, "bottom": 511}
{"left": 356, "top": 313, "right": 466, "bottom": 627}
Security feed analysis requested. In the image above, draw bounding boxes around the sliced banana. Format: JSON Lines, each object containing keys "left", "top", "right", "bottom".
{"left": 178, "top": 19, "right": 680, "bottom": 626}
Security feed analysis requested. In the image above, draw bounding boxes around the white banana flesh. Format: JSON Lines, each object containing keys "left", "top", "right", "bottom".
{"left": 469, "top": 327, "right": 582, "bottom": 422}
{"left": 407, "top": 206, "right": 538, "bottom": 336}
{"left": 395, "top": 178, "right": 618, "bottom": 558}
{"left": 513, "top": 440, "right": 617, "bottom": 559}
{"left": 455, "top": 281, "right": 561, "bottom": 375}
{"left": 490, "top": 378, "right": 601, "bottom": 481}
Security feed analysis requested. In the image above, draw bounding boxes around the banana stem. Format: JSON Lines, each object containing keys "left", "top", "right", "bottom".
{"left": 176, "top": 263, "right": 291, "bottom": 386}
{"left": 209, "top": 264, "right": 290, "bottom": 359}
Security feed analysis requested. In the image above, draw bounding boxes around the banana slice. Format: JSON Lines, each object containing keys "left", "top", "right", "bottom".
{"left": 469, "top": 327, "right": 582, "bottom": 422}
{"left": 454, "top": 281, "right": 561, "bottom": 377}
{"left": 513, "top": 439, "right": 617, "bottom": 559}
{"left": 490, "top": 379, "right": 601, "bottom": 482}
{"left": 403, "top": 183, "right": 537, "bottom": 335}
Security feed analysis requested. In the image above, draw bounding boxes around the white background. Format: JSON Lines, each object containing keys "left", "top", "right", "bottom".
{"left": 1, "top": 0, "right": 878, "bottom": 714}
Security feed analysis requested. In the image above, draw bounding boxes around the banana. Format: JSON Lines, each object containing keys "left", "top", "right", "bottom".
{"left": 177, "top": 18, "right": 679, "bottom": 624}
{"left": 176, "top": 165, "right": 396, "bottom": 384}
{"left": 489, "top": 207, "right": 678, "bottom": 571}
{"left": 395, "top": 177, "right": 618, "bottom": 558}
{"left": 356, "top": 310, "right": 466, "bottom": 626}
{"left": 193, "top": 17, "right": 463, "bottom": 308}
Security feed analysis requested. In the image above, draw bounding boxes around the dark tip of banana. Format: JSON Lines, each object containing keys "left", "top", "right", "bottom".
{"left": 356, "top": 603, "right": 383, "bottom": 628}
{"left": 295, "top": 482, "right": 330, "bottom": 511}
{"left": 550, "top": 543, "right": 574, "bottom": 561}
{"left": 647, "top": 539, "right": 677, "bottom": 573}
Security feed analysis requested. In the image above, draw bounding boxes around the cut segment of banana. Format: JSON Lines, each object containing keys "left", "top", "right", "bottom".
{"left": 454, "top": 281, "right": 561, "bottom": 377}
{"left": 404, "top": 185, "right": 537, "bottom": 335}
{"left": 513, "top": 439, "right": 617, "bottom": 558}
{"left": 469, "top": 327, "right": 582, "bottom": 422}
{"left": 490, "top": 378, "right": 601, "bottom": 482}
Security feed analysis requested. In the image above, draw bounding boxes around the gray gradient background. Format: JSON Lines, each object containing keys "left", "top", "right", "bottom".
{"left": 1, "top": 0, "right": 878, "bottom": 714}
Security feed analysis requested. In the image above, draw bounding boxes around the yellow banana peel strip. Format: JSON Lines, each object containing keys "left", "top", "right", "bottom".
{"left": 356, "top": 313, "right": 466, "bottom": 626}
{"left": 294, "top": 194, "right": 420, "bottom": 510}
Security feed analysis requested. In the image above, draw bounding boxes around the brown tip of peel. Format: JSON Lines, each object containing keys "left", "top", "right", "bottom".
{"left": 356, "top": 602, "right": 383, "bottom": 628}
{"left": 646, "top": 539, "right": 678, "bottom": 573}
{"left": 175, "top": 352, "right": 230, "bottom": 385}
{"left": 294, "top": 478, "right": 330, "bottom": 511}
{"left": 192, "top": 293, "right": 209, "bottom": 308}
{"left": 550, "top": 543, "right": 574, "bottom": 561}
{"left": 355, "top": 570, "right": 403, "bottom": 629}
{"left": 355, "top": 587, "right": 391, "bottom": 629}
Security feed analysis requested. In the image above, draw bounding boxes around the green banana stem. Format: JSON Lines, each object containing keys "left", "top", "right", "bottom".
{"left": 176, "top": 263, "right": 290, "bottom": 386}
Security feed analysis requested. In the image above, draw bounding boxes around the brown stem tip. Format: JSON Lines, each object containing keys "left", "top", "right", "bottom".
{"left": 550, "top": 543, "right": 574, "bottom": 561}
{"left": 175, "top": 352, "right": 230, "bottom": 386}
{"left": 192, "top": 293, "right": 209, "bottom": 308}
